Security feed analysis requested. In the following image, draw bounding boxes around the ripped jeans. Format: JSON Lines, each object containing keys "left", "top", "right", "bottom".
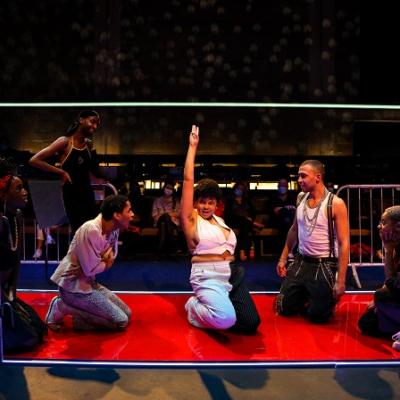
{"left": 276, "top": 253, "right": 336, "bottom": 323}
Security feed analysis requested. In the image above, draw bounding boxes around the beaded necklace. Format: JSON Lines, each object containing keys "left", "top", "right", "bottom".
{"left": 303, "top": 189, "right": 329, "bottom": 236}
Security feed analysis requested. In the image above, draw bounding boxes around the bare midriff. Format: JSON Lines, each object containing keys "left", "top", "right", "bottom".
{"left": 191, "top": 250, "right": 235, "bottom": 263}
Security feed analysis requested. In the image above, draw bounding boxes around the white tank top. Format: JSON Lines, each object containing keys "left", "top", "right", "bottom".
{"left": 297, "top": 192, "right": 338, "bottom": 257}
{"left": 193, "top": 212, "right": 237, "bottom": 255}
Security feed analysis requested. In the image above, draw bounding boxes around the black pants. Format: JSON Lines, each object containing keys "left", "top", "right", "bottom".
{"left": 228, "top": 262, "right": 261, "bottom": 334}
{"left": 276, "top": 254, "right": 336, "bottom": 323}
{"left": 359, "top": 284, "right": 400, "bottom": 337}
{"left": 156, "top": 213, "right": 180, "bottom": 254}
{"left": 226, "top": 215, "right": 253, "bottom": 253}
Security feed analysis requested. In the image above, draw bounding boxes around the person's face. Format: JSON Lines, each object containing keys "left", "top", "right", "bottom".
{"left": 3, "top": 176, "right": 28, "bottom": 211}
{"left": 163, "top": 185, "right": 174, "bottom": 197}
{"left": 298, "top": 164, "right": 320, "bottom": 193}
{"left": 115, "top": 201, "right": 134, "bottom": 230}
{"left": 378, "top": 211, "right": 400, "bottom": 242}
{"left": 277, "top": 179, "right": 289, "bottom": 194}
{"left": 195, "top": 197, "right": 217, "bottom": 219}
{"left": 80, "top": 116, "right": 100, "bottom": 136}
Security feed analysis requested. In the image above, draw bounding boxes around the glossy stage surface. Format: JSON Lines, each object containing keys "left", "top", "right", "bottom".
{"left": 5, "top": 292, "right": 400, "bottom": 366}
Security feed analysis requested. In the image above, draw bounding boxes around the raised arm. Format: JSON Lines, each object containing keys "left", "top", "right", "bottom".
{"left": 180, "top": 125, "right": 199, "bottom": 242}
{"left": 29, "top": 137, "right": 72, "bottom": 183}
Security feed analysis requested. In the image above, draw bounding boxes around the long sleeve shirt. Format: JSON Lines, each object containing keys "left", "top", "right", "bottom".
{"left": 51, "top": 214, "right": 119, "bottom": 293}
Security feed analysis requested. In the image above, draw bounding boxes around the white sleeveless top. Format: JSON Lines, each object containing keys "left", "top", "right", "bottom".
{"left": 297, "top": 192, "right": 338, "bottom": 257}
{"left": 192, "top": 211, "right": 237, "bottom": 255}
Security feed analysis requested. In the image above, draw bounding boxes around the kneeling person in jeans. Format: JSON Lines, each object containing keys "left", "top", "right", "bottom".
{"left": 276, "top": 160, "right": 350, "bottom": 323}
{"left": 45, "top": 194, "right": 134, "bottom": 331}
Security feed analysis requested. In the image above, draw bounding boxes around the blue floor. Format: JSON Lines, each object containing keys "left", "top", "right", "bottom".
{"left": 18, "top": 256, "right": 385, "bottom": 292}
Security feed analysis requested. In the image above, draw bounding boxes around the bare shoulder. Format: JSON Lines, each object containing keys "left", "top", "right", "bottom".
{"left": 332, "top": 194, "right": 348, "bottom": 218}
{"left": 332, "top": 194, "right": 346, "bottom": 207}
{"left": 51, "top": 136, "right": 70, "bottom": 151}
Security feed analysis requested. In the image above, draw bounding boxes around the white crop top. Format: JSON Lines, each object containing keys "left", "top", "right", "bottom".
{"left": 192, "top": 212, "right": 237, "bottom": 255}
{"left": 297, "top": 192, "right": 338, "bottom": 257}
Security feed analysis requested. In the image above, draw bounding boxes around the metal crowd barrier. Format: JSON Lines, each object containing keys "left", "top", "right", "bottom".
{"left": 336, "top": 184, "right": 400, "bottom": 288}
{"left": 20, "top": 182, "right": 118, "bottom": 263}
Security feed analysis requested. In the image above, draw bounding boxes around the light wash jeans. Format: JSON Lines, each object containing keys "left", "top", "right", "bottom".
{"left": 185, "top": 261, "right": 236, "bottom": 330}
{"left": 59, "top": 282, "right": 131, "bottom": 330}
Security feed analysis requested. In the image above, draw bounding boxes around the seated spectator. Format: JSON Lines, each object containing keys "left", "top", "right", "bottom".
{"left": 151, "top": 180, "right": 183, "bottom": 258}
{"left": 266, "top": 178, "right": 297, "bottom": 248}
{"left": 224, "top": 181, "right": 263, "bottom": 262}
{"left": 359, "top": 205, "right": 400, "bottom": 344}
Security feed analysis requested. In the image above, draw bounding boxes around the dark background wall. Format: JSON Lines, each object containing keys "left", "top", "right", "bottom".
{"left": 0, "top": 0, "right": 398, "bottom": 165}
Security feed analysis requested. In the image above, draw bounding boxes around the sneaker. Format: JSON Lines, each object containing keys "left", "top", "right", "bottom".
{"left": 45, "top": 296, "right": 65, "bottom": 332}
{"left": 33, "top": 248, "right": 42, "bottom": 259}
{"left": 393, "top": 341, "right": 400, "bottom": 351}
{"left": 46, "top": 234, "right": 55, "bottom": 245}
{"left": 392, "top": 331, "right": 400, "bottom": 342}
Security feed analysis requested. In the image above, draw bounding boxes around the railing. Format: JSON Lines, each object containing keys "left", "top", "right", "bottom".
{"left": 336, "top": 184, "right": 400, "bottom": 287}
{"left": 20, "top": 182, "right": 118, "bottom": 263}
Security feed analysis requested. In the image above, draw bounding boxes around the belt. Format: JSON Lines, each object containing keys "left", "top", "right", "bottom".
{"left": 298, "top": 254, "right": 337, "bottom": 264}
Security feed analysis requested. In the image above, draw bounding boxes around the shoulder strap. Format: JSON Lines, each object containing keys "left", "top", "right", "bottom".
{"left": 327, "top": 193, "right": 335, "bottom": 258}
{"left": 296, "top": 192, "right": 307, "bottom": 207}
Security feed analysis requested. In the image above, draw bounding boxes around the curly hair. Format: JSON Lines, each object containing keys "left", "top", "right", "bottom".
{"left": 194, "top": 179, "right": 222, "bottom": 201}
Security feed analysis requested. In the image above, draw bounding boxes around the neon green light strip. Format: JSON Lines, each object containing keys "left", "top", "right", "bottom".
{"left": 0, "top": 102, "right": 400, "bottom": 109}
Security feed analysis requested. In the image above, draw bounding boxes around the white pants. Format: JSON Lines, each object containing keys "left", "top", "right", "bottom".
{"left": 185, "top": 261, "right": 236, "bottom": 330}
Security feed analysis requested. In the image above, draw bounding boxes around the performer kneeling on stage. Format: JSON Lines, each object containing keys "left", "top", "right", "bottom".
{"left": 180, "top": 125, "right": 260, "bottom": 333}
{"left": 276, "top": 160, "right": 350, "bottom": 323}
{"left": 1, "top": 157, "right": 47, "bottom": 353}
{"left": 45, "top": 194, "right": 134, "bottom": 331}
{"left": 358, "top": 206, "right": 400, "bottom": 342}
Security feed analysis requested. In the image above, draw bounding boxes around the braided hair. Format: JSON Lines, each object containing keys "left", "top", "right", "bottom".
{"left": 66, "top": 110, "right": 100, "bottom": 136}
{"left": 0, "top": 157, "right": 16, "bottom": 196}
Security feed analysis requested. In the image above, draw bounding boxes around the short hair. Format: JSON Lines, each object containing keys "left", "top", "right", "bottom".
{"left": 100, "top": 194, "right": 129, "bottom": 221}
{"left": 385, "top": 206, "right": 400, "bottom": 223}
{"left": 194, "top": 179, "right": 222, "bottom": 201}
{"left": 300, "top": 159, "right": 325, "bottom": 179}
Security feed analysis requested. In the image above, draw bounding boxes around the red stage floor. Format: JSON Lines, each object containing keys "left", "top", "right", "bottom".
{"left": 4, "top": 292, "right": 400, "bottom": 366}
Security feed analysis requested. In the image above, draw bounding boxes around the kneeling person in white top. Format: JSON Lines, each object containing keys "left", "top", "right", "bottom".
{"left": 180, "top": 125, "right": 260, "bottom": 332}
{"left": 45, "top": 194, "right": 134, "bottom": 331}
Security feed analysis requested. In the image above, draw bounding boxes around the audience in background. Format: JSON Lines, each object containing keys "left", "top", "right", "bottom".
{"left": 224, "top": 181, "right": 264, "bottom": 262}
{"left": 266, "top": 178, "right": 297, "bottom": 248}
{"left": 151, "top": 180, "right": 183, "bottom": 258}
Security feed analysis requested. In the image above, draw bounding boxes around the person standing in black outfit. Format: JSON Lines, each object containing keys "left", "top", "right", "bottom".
{"left": 29, "top": 110, "right": 104, "bottom": 232}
